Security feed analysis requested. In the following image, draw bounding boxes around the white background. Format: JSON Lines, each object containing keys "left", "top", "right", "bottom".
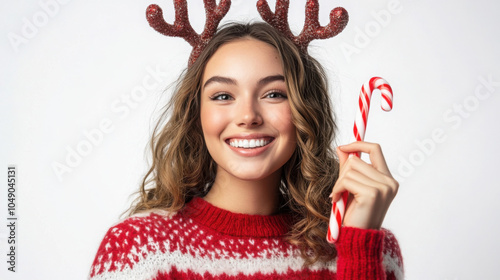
{"left": 1, "top": 0, "right": 499, "bottom": 279}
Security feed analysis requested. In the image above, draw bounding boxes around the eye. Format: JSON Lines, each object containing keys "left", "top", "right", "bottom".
{"left": 210, "top": 93, "right": 233, "bottom": 101}
{"left": 264, "top": 90, "right": 287, "bottom": 99}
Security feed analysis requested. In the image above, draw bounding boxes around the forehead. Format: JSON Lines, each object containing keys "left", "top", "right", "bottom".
{"left": 202, "top": 38, "right": 284, "bottom": 83}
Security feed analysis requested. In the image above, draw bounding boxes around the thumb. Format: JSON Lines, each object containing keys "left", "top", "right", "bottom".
{"left": 330, "top": 146, "right": 350, "bottom": 202}
{"left": 336, "top": 146, "right": 349, "bottom": 168}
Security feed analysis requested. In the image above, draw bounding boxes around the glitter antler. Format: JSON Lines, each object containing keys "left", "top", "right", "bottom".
{"left": 257, "top": 0, "right": 348, "bottom": 52}
{"left": 146, "top": 0, "right": 231, "bottom": 66}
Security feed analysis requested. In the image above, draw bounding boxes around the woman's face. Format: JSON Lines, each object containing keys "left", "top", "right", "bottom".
{"left": 200, "top": 38, "right": 297, "bottom": 182}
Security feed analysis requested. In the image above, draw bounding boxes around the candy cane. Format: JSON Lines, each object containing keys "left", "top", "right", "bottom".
{"left": 327, "top": 77, "right": 393, "bottom": 244}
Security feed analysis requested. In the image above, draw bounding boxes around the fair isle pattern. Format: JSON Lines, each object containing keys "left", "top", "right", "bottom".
{"left": 89, "top": 198, "right": 404, "bottom": 279}
{"left": 381, "top": 230, "right": 404, "bottom": 279}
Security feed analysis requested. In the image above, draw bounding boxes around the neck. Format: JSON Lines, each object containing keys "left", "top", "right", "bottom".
{"left": 203, "top": 167, "right": 282, "bottom": 216}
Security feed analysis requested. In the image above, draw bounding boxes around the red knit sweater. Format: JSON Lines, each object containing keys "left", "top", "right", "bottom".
{"left": 89, "top": 197, "right": 403, "bottom": 279}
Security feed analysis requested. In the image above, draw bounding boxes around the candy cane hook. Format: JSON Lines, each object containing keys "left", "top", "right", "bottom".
{"left": 327, "top": 77, "right": 394, "bottom": 244}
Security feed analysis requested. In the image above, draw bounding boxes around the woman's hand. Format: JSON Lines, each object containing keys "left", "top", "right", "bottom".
{"left": 330, "top": 141, "right": 399, "bottom": 230}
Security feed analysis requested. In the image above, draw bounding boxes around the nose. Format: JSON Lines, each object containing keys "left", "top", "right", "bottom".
{"left": 236, "top": 99, "right": 263, "bottom": 127}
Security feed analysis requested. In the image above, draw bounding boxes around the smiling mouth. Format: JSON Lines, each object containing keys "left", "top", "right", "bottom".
{"left": 226, "top": 138, "right": 274, "bottom": 149}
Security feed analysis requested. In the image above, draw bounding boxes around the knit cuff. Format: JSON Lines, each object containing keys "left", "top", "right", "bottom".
{"left": 336, "top": 226, "right": 386, "bottom": 279}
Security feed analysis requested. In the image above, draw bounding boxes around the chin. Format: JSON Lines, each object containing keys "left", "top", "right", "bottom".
{"left": 221, "top": 162, "right": 281, "bottom": 182}
{"left": 232, "top": 170, "right": 272, "bottom": 181}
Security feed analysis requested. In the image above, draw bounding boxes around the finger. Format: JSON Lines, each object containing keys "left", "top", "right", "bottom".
{"left": 339, "top": 142, "right": 391, "bottom": 175}
{"left": 332, "top": 147, "right": 380, "bottom": 198}
{"left": 330, "top": 173, "right": 379, "bottom": 203}
{"left": 342, "top": 168, "right": 383, "bottom": 191}
{"left": 330, "top": 167, "right": 381, "bottom": 201}
{"left": 344, "top": 156, "right": 394, "bottom": 187}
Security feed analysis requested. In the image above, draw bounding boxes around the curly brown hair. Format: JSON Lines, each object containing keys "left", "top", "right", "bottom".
{"left": 125, "top": 22, "right": 340, "bottom": 266}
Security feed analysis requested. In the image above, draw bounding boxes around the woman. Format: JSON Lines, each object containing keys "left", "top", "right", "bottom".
{"left": 89, "top": 22, "right": 403, "bottom": 280}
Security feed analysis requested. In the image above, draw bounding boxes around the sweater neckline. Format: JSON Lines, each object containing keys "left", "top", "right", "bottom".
{"left": 182, "top": 197, "right": 293, "bottom": 238}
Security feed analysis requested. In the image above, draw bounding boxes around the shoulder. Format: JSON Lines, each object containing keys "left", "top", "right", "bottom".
{"left": 100, "top": 209, "right": 176, "bottom": 249}
{"left": 88, "top": 209, "right": 179, "bottom": 279}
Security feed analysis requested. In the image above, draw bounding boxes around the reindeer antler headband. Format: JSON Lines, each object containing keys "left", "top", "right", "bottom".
{"left": 146, "top": 0, "right": 348, "bottom": 66}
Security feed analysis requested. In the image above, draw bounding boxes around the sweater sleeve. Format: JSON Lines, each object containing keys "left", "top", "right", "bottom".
{"left": 88, "top": 222, "right": 137, "bottom": 279}
{"left": 335, "top": 227, "right": 404, "bottom": 280}
{"left": 88, "top": 217, "right": 153, "bottom": 280}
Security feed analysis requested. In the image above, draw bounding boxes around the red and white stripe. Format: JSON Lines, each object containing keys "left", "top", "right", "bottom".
{"left": 327, "top": 77, "right": 393, "bottom": 244}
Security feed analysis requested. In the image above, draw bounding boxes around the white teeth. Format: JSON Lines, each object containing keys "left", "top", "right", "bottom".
{"left": 229, "top": 138, "right": 271, "bottom": 148}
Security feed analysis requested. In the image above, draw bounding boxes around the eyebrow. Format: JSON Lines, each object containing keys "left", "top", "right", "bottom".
{"left": 203, "top": 74, "right": 285, "bottom": 89}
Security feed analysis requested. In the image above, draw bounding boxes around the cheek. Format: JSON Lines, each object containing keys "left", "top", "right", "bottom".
{"left": 200, "top": 105, "right": 226, "bottom": 138}
{"left": 268, "top": 105, "right": 296, "bottom": 139}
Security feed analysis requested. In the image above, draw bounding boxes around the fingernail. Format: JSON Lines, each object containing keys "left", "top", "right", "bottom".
{"left": 329, "top": 193, "right": 339, "bottom": 202}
